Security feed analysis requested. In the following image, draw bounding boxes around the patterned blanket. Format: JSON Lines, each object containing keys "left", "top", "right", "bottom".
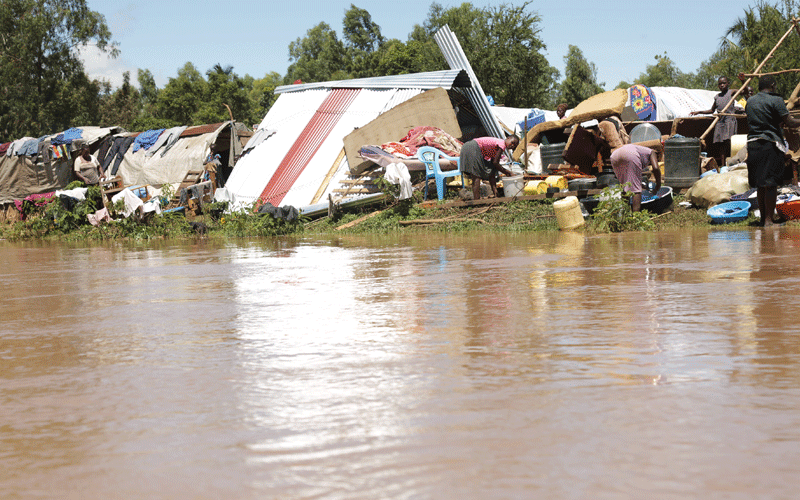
{"left": 629, "top": 84, "right": 657, "bottom": 121}
{"left": 380, "top": 126, "right": 463, "bottom": 158}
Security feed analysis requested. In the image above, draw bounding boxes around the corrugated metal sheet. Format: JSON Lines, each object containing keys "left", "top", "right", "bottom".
{"left": 257, "top": 88, "right": 362, "bottom": 206}
{"left": 286, "top": 88, "right": 423, "bottom": 207}
{"left": 181, "top": 122, "right": 227, "bottom": 137}
{"left": 275, "top": 69, "right": 470, "bottom": 94}
{"left": 225, "top": 89, "right": 331, "bottom": 205}
{"left": 434, "top": 25, "right": 504, "bottom": 139}
{"left": 227, "top": 87, "right": 428, "bottom": 208}
{"left": 380, "top": 88, "right": 426, "bottom": 114}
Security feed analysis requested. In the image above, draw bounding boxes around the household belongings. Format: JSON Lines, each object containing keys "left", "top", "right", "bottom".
{"left": 685, "top": 165, "right": 749, "bottom": 208}
{"left": 707, "top": 201, "right": 751, "bottom": 224}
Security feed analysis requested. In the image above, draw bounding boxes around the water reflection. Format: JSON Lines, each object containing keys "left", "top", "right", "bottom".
{"left": 2, "top": 228, "right": 800, "bottom": 498}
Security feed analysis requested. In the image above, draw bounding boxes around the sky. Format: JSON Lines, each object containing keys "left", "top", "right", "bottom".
{"left": 81, "top": 0, "right": 765, "bottom": 92}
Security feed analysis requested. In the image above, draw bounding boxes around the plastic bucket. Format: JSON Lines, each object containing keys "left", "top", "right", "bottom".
{"left": 554, "top": 196, "right": 584, "bottom": 230}
{"left": 503, "top": 175, "right": 524, "bottom": 197}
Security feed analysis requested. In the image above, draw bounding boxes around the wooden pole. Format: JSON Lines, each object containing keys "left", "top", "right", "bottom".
{"left": 739, "top": 68, "right": 800, "bottom": 78}
{"left": 523, "top": 123, "right": 528, "bottom": 172}
{"left": 700, "top": 19, "right": 800, "bottom": 142}
{"left": 787, "top": 79, "right": 800, "bottom": 110}
{"left": 311, "top": 148, "right": 346, "bottom": 204}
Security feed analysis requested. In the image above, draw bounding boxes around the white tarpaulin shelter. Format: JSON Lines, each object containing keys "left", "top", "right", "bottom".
{"left": 628, "top": 87, "right": 718, "bottom": 121}
{"left": 115, "top": 121, "right": 249, "bottom": 187}
{"left": 223, "top": 70, "right": 472, "bottom": 209}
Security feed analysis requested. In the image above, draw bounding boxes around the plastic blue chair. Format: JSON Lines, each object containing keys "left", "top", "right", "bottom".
{"left": 416, "top": 146, "right": 463, "bottom": 200}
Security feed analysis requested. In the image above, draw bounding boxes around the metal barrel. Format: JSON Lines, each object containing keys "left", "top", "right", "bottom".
{"left": 539, "top": 142, "right": 566, "bottom": 170}
{"left": 664, "top": 137, "right": 701, "bottom": 189}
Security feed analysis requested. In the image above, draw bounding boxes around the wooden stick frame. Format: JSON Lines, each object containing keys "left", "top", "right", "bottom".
{"left": 700, "top": 17, "right": 800, "bottom": 142}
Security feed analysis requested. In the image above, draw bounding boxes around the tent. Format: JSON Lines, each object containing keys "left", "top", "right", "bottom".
{"left": 0, "top": 122, "right": 249, "bottom": 205}
{"left": 112, "top": 121, "right": 250, "bottom": 187}
{"left": 0, "top": 126, "right": 119, "bottom": 204}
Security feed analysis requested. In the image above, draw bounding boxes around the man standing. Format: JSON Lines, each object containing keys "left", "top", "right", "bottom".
{"left": 610, "top": 144, "right": 661, "bottom": 212}
{"left": 746, "top": 75, "right": 800, "bottom": 227}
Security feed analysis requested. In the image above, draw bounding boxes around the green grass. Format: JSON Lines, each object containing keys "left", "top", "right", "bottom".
{"left": 0, "top": 187, "right": 783, "bottom": 242}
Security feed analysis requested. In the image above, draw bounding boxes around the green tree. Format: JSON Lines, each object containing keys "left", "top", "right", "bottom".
{"left": 154, "top": 62, "right": 206, "bottom": 126}
{"left": 409, "top": 2, "right": 559, "bottom": 108}
{"left": 194, "top": 64, "right": 252, "bottom": 125}
{"left": 0, "top": 0, "right": 115, "bottom": 141}
{"left": 137, "top": 69, "right": 158, "bottom": 112}
{"left": 558, "top": 45, "right": 604, "bottom": 108}
{"left": 284, "top": 22, "right": 349, "bottom": 84}
{"left": 342, "top": 4, "right": 386, "bottom": 78}
{"left": 697, "top": 0, "right": 800, "bottom": 96}
{"left": 249, "top": 71, "right": 283, "bottom": 126}
{"left": 97, "top": 71, "right": 140, "bottom": 129}
{"left": 375, "top": 39, "right": 432, "bottom": 76}
{"left": 617, "top": 53, "right": 698, "bottom": 89}
{"left": 343, "top": 4, "right": 384, "bottom": 52}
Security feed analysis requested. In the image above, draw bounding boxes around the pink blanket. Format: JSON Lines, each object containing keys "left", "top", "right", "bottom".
{"left": 380, "top": 126, "right": 463, "bottom": 158}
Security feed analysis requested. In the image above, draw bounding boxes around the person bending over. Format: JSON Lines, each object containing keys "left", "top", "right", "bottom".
{"left": 610, "top": 144, "right": 661, "bottom": 212}
{"left": 460, "top": 135, "right": 520, "bottom": 200}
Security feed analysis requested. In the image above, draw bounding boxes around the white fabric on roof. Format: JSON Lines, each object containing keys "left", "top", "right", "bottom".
{"left": 224, "top": 89, "right": 330, "bottom": 205}
{"left": 226, "top": 88, "right": 424, "bottom": 208}
{"left": 115, "top": 123, "right": 229, "bottom": 186}
{"left": 492, "top": 106, "right": 561, "bottom": 135}
{"left": 642, "top": 87, "right": 717, "bottom": 121}
{"left": 80, "top": 126, "right": 121, "bottom": 145}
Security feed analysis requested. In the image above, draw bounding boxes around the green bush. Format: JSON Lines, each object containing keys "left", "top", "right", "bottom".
{"left": 588, "top": 185, "right": 655, "bottom": 233}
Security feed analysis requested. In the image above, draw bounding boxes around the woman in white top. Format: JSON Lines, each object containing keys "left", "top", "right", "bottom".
{"left": 73, "top": 147, "right": 104, "bottom": 185}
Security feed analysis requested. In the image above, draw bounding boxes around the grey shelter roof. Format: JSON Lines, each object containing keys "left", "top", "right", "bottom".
{"left": 274, "top": 70, "right": 471, "bottom": 94}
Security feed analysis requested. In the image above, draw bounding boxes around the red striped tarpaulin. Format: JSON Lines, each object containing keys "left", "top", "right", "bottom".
{"left": 257, "top": 88, "right": 361, "bottom": 206}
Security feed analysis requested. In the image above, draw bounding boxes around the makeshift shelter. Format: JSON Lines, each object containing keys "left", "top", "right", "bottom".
{"left": 0, "top": 126, "right": 120, "bottom": 204}
{"left": 111, "top": 121, "right": 250, "bottom": 187}
{"left": 222, "top": 70, "right": 474, "bottom": 209}
{"left": 635, "top": 86, "right": 717, "bottom": 122}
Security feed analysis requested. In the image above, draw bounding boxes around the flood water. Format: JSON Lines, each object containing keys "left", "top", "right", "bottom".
{"left": 2, "top": 228, "right": 800, "bottom": 499}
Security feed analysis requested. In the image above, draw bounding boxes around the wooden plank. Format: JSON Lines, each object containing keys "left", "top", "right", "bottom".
{"left": 700, "top": 20, "right": 800, "bottom": 142}
{"left": 332, "top": 188, "right": 381, "bottom": 194}
{"left": 422, "top": 189, "right": 605, "bottom": 209}
{"left": 343, "top": 88, "right": 462, "bottom": 175}
{"left": 334, "top": 207, "right": 390, "bottom": 231}
{"left": 311, "top": 148, "right": 346, "bottom": 205}
{"left": 339, "top": 179, "right": 376, "bottom": 185}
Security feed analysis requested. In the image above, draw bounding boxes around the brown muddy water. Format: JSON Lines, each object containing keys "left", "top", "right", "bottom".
{"left": 2, "top": 228, "right": 800, "bottom": 499}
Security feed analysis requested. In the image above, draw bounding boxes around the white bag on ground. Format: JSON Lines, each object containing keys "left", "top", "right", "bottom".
{"left": 685, "top": 165, "right": 750, "bottom": 208}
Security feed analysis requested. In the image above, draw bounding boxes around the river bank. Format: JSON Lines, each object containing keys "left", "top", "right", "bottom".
{"left": 0, "top": 187, "right": 756, "bottom": 243}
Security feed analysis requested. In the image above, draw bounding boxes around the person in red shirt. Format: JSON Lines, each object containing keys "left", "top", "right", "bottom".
{"left": 460, "top": 135, "right": 519, "bottom": 200}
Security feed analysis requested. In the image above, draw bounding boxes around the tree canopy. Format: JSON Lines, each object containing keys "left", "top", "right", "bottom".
{"left": 4, "top": 1, "right": 800, "bottom": 143}
{"left": 0, "top": 0, "right": 115, "bottom": 141}
{"left": 697, "top": 0, "right": 800, "bottom": 97}
{"left": 558, "top": 45, "right": 604, "bottom": 108}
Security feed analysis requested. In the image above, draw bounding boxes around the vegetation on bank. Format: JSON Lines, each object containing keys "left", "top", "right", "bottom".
{"left": 0, "top": 180, "right": 765, "bottom": 243}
